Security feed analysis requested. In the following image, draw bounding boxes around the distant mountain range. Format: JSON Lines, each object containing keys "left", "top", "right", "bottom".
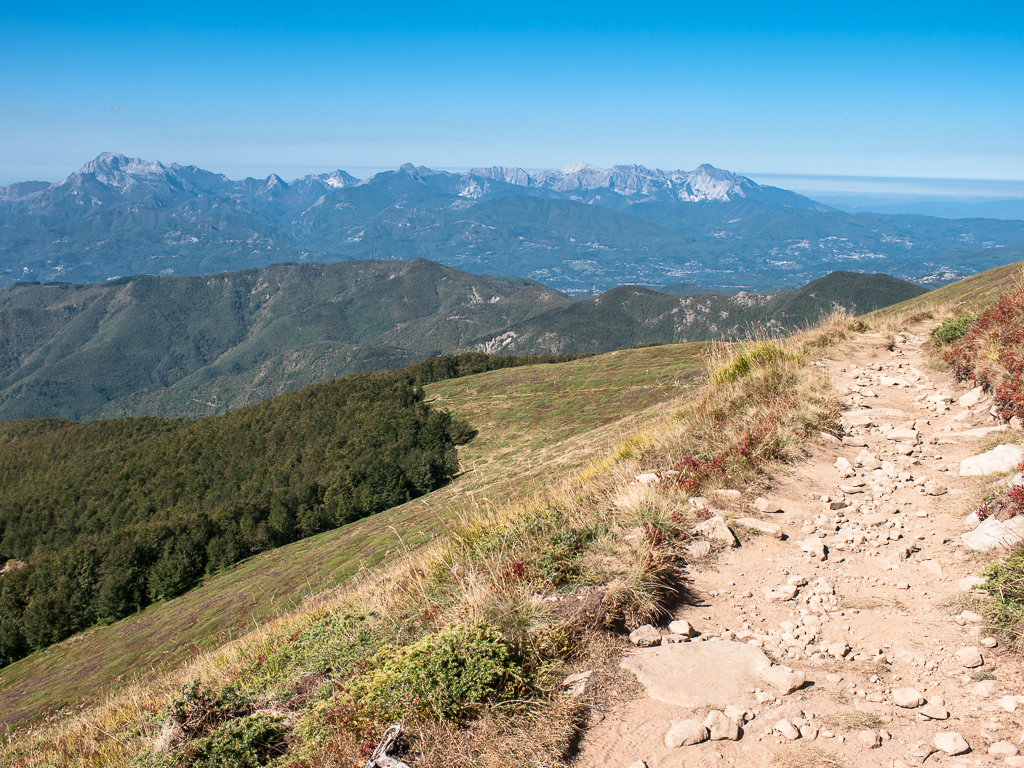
{"left": 0, "top": 258, "right": 926, "bottom": 421}
{"left": 2, "top": 153, "right": 1024, "bottom": 292}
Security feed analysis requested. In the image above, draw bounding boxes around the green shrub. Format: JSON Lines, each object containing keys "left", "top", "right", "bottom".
{"left": 166, "top": 679, "right": 252, "bottom": 740}
{"left": 982, "top": 543, "right": 1024, "bottom": 642}
{"left": 535, "top": 527, "right": 597, "bottom": 587}
{"left": 710, "top": 341, "right": 790, "bottom": 385}
{"left": 348, "top": 623, "right": 534, "bottom": 726}
{"left": 189, "top": 713, "right": 289, "bottom": 768}
{"left": 931, "top": 314, "right": 975, "bottom": 345}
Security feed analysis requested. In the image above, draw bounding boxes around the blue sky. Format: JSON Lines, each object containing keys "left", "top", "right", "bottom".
{"left": 2, "top": 1, "right": 1022, "bottom": 195}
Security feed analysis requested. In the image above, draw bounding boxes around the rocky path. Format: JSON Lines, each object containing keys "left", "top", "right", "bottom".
{"left": 574, "top": 330, "right": 1024, "bottom": 768}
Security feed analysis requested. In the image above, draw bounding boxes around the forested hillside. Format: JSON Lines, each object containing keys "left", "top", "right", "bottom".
{"left": 0, "top": 366, "right": 477, "bottom": 667}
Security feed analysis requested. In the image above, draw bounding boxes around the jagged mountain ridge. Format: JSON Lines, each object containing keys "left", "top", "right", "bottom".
{"left": 2, "top": 153, "right": 1024, "bottom": 291}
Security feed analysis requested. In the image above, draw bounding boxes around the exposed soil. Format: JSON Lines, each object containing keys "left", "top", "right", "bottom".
{"left": 572, "top": 329, "right": 1024, "bottom": 768}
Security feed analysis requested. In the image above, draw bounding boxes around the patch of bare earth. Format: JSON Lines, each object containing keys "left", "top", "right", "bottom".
{"left": 572, "top": 328, "right": 1024, "bottom": 768}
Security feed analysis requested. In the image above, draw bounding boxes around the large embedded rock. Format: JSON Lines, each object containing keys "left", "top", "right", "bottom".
{"left": 962, "top": 516, "right": 1024, "bottom": 551}
{"left": 801, "top": 537, "right": 827, "bottom": 560}
{"left": 620, "top": 640, "right": 771, "bottom": 708}
{"left": 960, "top": 444, "right": 1024, "bottom": 476}
{"left": 694, "top": 517, "right": 739, "bottom": 547}
{"left": 959, "top": 386, "right": 984, "bottom": 407}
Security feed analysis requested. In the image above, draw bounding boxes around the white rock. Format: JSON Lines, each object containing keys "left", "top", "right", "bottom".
{"left": 834, "top": 457, "right": 853, "bottom": 472}
{"left": 754, "top": 497, "right": 784, "bottom": 513}
{"left": 801, "top": 537, "right": 827, "bottom": 561}
{"left": 960, "top": 444, "right": 1024, "bottom": 476}
{"left": 958, "top": 575, "right": 986, "bottom": 591}
{"left": 859, "top": 729, "right": 882, "bottom": 748}
{"left": 962, "top": 516, "right": 1024, "bottom": 551}
{"left": 997, "top": 695, "right": 1019, "bottom": 713}
{"left": 956, "top": 647, "right": 983, "bottom": 668}
{"left": 760, "top": 665, "right": 806, "bottom": 695}
{"left": 694, "top": 517, "right": 739, "bottom": 547}
{"left": 919, "top": 703, "right": 950, "bottom": 720}
{"left": 668, "top": 619, "right": 696, "bottom": 637}
{"left": 775, "top": 718, "right": 800, "bottom": 740}
{"left": 826, "top": 641, "right": 850, "bottom": 658}
{"left": 892, "top": 687, "right": 926, "bottom": 708}
{"left": 990, "top": 741, "right": 1020, "bottom": 758}
{"left": 960, "top": 386, "right": 984, "bottom": 407}
{"left": 964, "top": 511, "right": 981, "bottom": 530}
{"left": 972, "top": 680, "right": 1000, "bottom": 697}
{"left": 629, "top": 625, "right": 662, "bottom": 647}
{"left": 934, "top": 731, "right": 970, "bottom": 755}
{"left": 560, "top": 670, "right": 593, "bottom": 697}
{"left": 686, "top": 541, "right": 712, "bottom": 558}
{"left": 665, "top": 719, "right": 709, "bottom": 748}
{"left": 924, "top": 480, "right": 947, "bottom": 496}
{"left": 703, "top": 710, "right": 740, "bottom": 741}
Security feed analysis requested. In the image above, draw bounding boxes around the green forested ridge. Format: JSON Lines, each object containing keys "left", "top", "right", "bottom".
{"left": 474, "top": 271, "right": 930, "bottom": 354}
{"left": 0, "top": 260, "right": 923, "bottom": 423}
{"left": 0, "top": 365, "right": 481, "bottom": 667}
{"left": 0, "top": 259, "right": 577, "bottom": 421}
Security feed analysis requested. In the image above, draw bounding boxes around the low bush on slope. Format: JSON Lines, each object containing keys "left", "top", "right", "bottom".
{"left": 0, "top": 314, "right": 854, "bottom": 767}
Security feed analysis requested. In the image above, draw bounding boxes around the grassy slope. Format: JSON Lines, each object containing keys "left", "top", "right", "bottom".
{"left": 0, "top": 343, "right": 706, "bottom": 728}
{"left": 869, "top": 257, "right": 1024, "bottom": 317}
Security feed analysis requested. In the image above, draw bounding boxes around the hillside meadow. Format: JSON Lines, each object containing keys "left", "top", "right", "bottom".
{"left": 0, "top": 343, "right": 705, "bottom": 729}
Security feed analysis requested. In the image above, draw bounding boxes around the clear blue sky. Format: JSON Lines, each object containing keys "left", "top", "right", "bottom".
{"left": 2, "top": 1, "right": 1022, "bottom": 194}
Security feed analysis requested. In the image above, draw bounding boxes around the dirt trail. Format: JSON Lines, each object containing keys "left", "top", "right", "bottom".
{"left": 574, "top": 329, "right": 1024, "bottom": 768}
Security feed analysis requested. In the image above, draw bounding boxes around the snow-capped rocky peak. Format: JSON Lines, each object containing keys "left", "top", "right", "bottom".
{"left": 677, "top": 164, "right": 753, "bottom": 203}
{"left": 322, "top": 170, "right": 356, "bottom": 189}
{"left": 65, "top": 152, "right": 173, "bottom": 194}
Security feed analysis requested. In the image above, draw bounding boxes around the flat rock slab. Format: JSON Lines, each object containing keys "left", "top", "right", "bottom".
{"left": 962, "top": 516, "right": 1024, "bottom": 551}
{"left": 960, "top": 444, "right": 1024, "bottom": 476}
{"left": 620, "top": 640, "right": 770, "bottom": 707}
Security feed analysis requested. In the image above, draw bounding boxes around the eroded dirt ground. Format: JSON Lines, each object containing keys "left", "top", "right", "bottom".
{"left": 574, "top": 329, "right": 1024, "bottom": 768}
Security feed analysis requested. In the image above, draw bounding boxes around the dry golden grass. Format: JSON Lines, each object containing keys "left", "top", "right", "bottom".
{"left": 771, "top": 744, "right": 844, "bottom": 768}
{"left": 820, "top": 709, "right": 884, "bottom": 732}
